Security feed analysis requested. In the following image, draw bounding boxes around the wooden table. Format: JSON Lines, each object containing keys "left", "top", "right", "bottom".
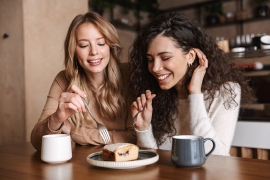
{"left": 0, "top": 142, "right": 270, "bottom": 180}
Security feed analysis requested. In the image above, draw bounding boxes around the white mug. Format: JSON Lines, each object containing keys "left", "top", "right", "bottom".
{"left": 41, "top": 134, "right": 72, "bottom": 163}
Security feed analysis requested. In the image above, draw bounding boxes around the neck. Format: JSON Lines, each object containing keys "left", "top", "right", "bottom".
{"left": 175, "top": 81, "right": 188, "bottom": 99}
{"left": 89, "top": 83, "right": 104, "bottom": 93}
{"left": 85, "top": 72, "right": 105, "bottom": 93}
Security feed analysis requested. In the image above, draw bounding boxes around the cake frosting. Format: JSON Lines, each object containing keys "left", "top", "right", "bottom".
{"left": 103, "top": 143, "right": 132, "bottom": 151}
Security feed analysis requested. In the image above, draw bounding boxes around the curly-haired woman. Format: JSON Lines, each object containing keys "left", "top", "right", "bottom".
{"left": 31, "top": 12, "right": 136, "bottom": 151}
{"left": 129, "top": 12, "right": 254, "bottom": 155}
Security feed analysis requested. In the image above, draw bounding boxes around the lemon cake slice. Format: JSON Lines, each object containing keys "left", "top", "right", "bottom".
{"left": 102, "top": 143, "right": 139, "bottom": 162}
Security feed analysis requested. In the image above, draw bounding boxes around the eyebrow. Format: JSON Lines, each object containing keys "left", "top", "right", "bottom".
{"left": 77, "top": 37, "right": 105, "bottom": 42}
{"left": 146, "top": 52, "right": 172, "bottom": 56}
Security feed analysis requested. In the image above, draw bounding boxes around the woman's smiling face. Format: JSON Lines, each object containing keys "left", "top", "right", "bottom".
{"left": 75, "top": 22, "right": 110, "bottom": 76}
{"left": 146, "top": 35, "right": 189, "bottom": 90}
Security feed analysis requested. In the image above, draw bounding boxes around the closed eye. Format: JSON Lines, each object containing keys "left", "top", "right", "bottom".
{"left": 161, "top": 57, "right": 171, "bottom": 61}
{"left": 147, "top": 58, "right": 154, "bottom": 63}
{"left": 79, "top": 45, "right": 88, "bottom": 48}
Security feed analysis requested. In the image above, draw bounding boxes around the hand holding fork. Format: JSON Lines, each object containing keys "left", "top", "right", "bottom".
{"left": 131, "top": 90, "right": 156, "bottom": 131}
{"left": 81, "top": 97, "right": 111, "bottom": 144}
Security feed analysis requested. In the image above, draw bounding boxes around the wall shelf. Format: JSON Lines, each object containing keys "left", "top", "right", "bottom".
{"left": 161, "top": 0, "right": 270, "bottom": 36}
{"left": 228, "top": 49, "right": 270, "bottom": 59}
{"left": 89, "top": 0, "right": 159, "bottom": 33}
{"left": 90, "top": 0, "right": 270, "bottom": 35}
{"left": 161, "top": 0, "right": 237, "bottom": 12}
{"left": 232, "top": 54, "right": 270, "bottom": 77}
{"left": 206, "top": 16, "right": 270, "bottom": 29}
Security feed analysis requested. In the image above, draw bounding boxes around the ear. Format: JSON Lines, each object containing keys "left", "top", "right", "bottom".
{"left": 187, "top": 48, "right": 196, "bottom": 64}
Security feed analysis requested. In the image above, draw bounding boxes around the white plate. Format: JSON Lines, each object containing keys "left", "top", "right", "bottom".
{"left": 231, "top": 47, "right": 245, "bottom": 52}
{"left": 86, "top": 150, "right": 159, "bottom": 169}
{"left": 260, "top": 35, "right": 270, "bottom": 44}
{"left": 261, "top": 44, "right": 270, "bottom": 49}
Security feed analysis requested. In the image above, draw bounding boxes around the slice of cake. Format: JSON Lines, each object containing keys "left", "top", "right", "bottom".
{"left": 102, "top": 143, "right": 139, "bottom": 162}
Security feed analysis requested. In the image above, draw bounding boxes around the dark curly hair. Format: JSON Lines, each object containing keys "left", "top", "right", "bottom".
{"left": 128, "top": 12, "right": 254, "bottom": 146}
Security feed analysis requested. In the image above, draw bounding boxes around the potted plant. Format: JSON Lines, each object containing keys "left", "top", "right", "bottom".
{"left": 252, "top": 0, "right": 270, "bottom": 17}
{"left": 204, "top": 2, "right": 224, "bottom": 25}
{"left": 88, "top": 0, "right": 116, "bottom": 16}
{"left": 88, "top": 0, "right": 160, "bottom": 31}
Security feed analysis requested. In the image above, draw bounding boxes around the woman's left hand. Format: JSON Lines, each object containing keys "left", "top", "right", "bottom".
{"left": 188, "top": 48, "right": 208, "bottom": 94}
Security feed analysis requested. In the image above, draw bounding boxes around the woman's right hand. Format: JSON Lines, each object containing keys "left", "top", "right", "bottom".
{"left": 188, "top": 48, "right": 208, "bottom": 94}
{"left": 131, "top": 90, "right": 156, "bottom": 131}
{"left": 49, "top": 85, "right": 86, "bottom": 131}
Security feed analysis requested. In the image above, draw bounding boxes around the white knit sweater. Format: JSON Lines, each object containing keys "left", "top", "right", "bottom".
{"left": 135, "top": 82, "right": 241, "bottom": 156}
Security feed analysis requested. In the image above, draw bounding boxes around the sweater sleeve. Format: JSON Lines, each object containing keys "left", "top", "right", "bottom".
{"left": 70, "top": 114, "right": 137, "bottom": 146}
{"left": 135, "top": 124, "right": 158, "bottom": 149}
{"left": 189, "top": 82, "right": 240, "bottom": 156}
{"left": 70, "top": 76, "right": 137, "bottom": 146}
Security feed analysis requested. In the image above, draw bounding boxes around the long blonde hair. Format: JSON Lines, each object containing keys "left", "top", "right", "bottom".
{"left": 63, "top": 12, "right": 125, "bottom": 122}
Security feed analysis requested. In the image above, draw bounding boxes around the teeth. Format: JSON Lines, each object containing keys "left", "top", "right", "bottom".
{"left": 89, "top": 59, "right": 100, "bottom": 63}
{"left": 157, "top": 74, "right": 169, "bottom": 80}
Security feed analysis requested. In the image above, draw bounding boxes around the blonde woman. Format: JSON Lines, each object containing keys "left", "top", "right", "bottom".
{"left": 31, "top": 12, "right": 136, "bottom": 150}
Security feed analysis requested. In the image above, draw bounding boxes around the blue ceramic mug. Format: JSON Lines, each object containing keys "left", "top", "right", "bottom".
{"left": 171, "top": 135, "right": 216, "bottom": 168}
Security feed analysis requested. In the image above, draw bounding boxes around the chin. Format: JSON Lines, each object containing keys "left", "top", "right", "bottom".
{"left": 159, "top": 84, "right": 173, "bottom": 90}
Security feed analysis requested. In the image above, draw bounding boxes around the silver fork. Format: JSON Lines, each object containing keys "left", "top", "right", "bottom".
{"left": 81, "top": 97, "right": 110, "bottom": 144}
{"left": 133, "top": 109, "right": 143, "bottom": 125}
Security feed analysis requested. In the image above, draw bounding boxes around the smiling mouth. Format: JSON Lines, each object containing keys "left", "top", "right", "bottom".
{"left": 87, "top": 59, "right": 101, "bottom": 63}
{"left": 156, "top": 74, "right": 170, "bottom": 81}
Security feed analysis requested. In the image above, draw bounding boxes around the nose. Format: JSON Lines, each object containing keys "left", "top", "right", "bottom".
{"left": 151, "top": 59, "right": 163, "bottom": 72}
{"left": 90, "top": 45, "right": 98, "bottom": 56}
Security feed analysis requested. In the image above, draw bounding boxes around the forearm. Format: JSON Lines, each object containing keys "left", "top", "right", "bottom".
{"left": 135, "top": 124, "right": 158, "bottom": 149}
{"left": 48, "top": 114, "right": 64, "bottom": 131}
{"left": 70, "top": 126, "right": 137, "bottom": 145}
{"left": 30, "top": 116, "right": 62, "bottom": 151}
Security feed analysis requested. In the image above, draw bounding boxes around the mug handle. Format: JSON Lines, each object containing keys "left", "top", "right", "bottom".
{"left": 204, "top": 138, "right": 216, "bottom": 158}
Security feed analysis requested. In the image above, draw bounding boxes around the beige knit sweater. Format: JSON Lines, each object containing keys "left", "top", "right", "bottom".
{"left": 31, "top": 70, "right": 136, "bottom": 151}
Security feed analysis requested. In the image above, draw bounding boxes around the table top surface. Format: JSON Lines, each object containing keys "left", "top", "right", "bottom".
{"left": 0, "top": 142, "right": 270, "bottom": 180}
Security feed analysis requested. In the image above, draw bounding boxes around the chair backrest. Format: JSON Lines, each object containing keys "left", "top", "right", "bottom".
{"left": 231, "top": 121, "right": 270, "bottom": 150}
{"left": 119, "top": 62, "right": 130, "bottom": 96}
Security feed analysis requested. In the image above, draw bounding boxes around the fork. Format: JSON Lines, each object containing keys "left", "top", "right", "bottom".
{"left": 81, "top": 97, "right": 111, "bottom": 144}
{"left": 133, "top": 109, "right": 143, "bottom": 126}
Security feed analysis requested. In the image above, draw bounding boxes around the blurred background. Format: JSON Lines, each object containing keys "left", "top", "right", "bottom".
{"left": 1, "top": 0, "right": 270, "bottom": 146}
